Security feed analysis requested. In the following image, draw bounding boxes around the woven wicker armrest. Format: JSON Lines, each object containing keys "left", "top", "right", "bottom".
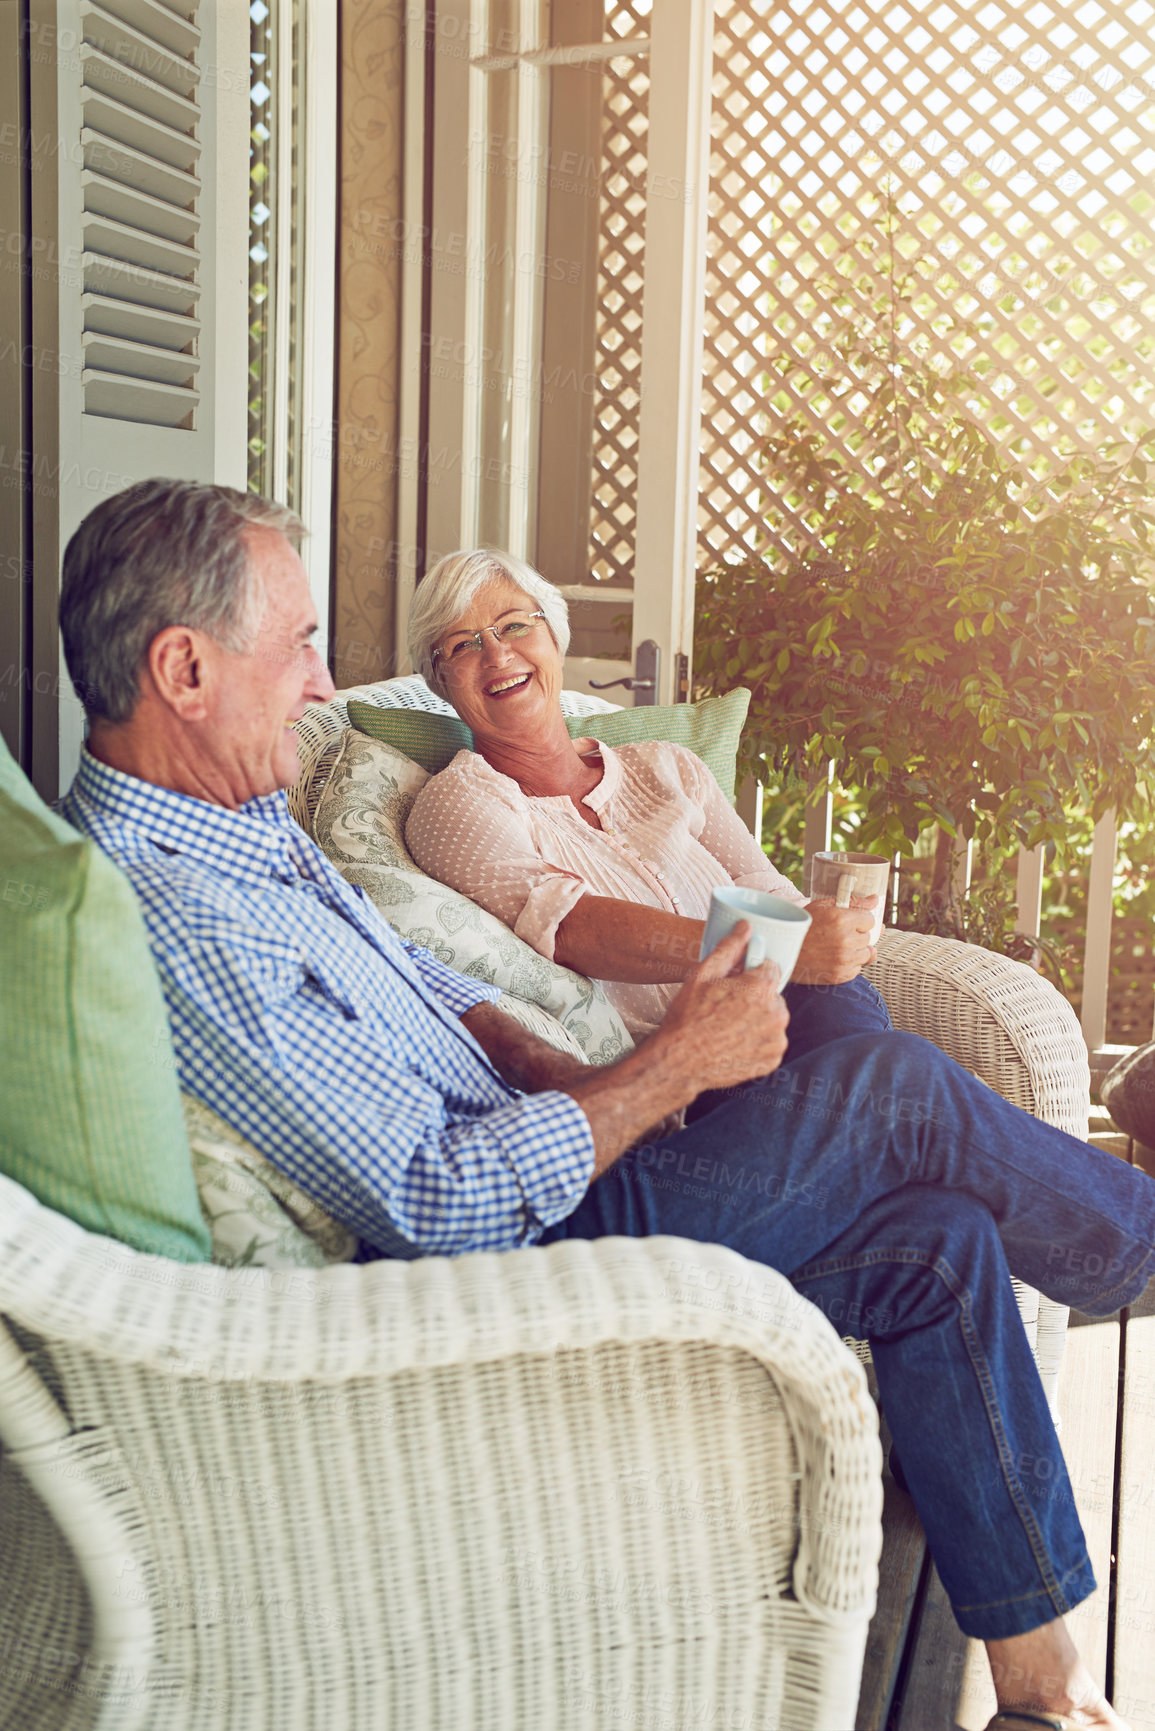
{"left": 866, "top": 928, "right": 1089, "bottom": 1136}
{"left": 0, "top": 1182, "right": 880, "bottom": 1619}
{"left": 0, "top": 1181, "right": 881, "bottom": 1730}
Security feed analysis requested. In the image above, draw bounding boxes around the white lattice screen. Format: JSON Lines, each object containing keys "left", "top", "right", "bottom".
{"left": 699, "top": 0, "right": 1155, "bottom": 562}
{"left": 588, "top": 1, "right": 653, "bottom": 585}
{"left": 582, "top": 0, "right": 1155, "bottom": 575}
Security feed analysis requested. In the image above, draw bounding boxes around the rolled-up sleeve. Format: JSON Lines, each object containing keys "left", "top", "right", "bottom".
{"left": 511, "top": 877, "right": 587, "bottom": 958}
{"left": 394, "top": 1089, "right": 595, "bottom": 1250}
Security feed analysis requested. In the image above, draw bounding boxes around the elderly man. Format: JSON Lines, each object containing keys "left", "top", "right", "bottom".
{"left": 61, "top": 478, "right": 1147, "bottom": 1731}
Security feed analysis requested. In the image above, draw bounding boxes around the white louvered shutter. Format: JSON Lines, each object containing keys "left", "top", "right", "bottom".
{"left": 28, "top": 0, "right": 248, "bottom": 794}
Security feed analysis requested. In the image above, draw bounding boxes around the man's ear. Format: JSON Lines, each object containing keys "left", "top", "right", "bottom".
{"left": 147, "top": 626, "right": 212, "bottom": 719}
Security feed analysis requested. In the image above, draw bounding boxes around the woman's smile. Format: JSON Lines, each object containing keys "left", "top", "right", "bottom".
{"left": 484, "top": 671, "right": 533, "bottom": 697}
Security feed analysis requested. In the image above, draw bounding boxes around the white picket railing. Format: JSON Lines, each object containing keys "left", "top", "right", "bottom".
{"left": 1080, "top": 814, "right": 1119, "bottom": 1053}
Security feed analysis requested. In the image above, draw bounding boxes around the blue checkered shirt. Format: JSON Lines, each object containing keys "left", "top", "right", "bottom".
{"left": 61, "top": 749, "right": 595, "bottom": 1257}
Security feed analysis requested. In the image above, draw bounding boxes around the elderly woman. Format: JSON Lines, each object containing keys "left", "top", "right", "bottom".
{"left": 402, "top": 549, "right": 1144, "bottom": 1731}
{"left": 405, "top": 547, "right": 886, "bottom": 1054}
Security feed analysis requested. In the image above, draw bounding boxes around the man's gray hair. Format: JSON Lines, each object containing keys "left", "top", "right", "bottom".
{"left": 60, "top": 477, "right": 306, "bottom": 724}
{"left": 409, "top": 548, "right": 571, "bottom": 698}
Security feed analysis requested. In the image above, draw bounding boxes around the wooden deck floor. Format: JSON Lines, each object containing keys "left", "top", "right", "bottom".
{"left": 854, "top": 1118, "right": 1155, "bottom": 1731}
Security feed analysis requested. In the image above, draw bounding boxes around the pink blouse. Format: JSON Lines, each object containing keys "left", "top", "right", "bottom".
{"left": 405, "top": 739, "right": 804, "bottom": 1039}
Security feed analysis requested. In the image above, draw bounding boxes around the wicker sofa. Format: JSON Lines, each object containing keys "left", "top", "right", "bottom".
{"left": 0, "top": 695, "right": 886, "bottom": 1731}
{"left": 0, "top": 680, "right": 1088, "bottom": 1730}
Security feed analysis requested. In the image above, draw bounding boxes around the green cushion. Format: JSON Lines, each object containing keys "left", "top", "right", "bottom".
{"left": 347, "top": 687, "right": 751, "bottom": 802}
{"left": 345, "top": 702, "right": 473, "bottom": 775}
{"left": 0, "top": 736, "right": 211, "bottom": 1261}
{"left": 567, "top": 688, "right": 751, "bottom": 803}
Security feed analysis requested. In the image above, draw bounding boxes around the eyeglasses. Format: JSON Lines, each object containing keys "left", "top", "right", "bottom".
{"left": 432, "top": 611, "right": 547, "bottom": 668}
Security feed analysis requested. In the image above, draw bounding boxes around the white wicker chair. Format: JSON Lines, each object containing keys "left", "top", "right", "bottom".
{"left": 0, "top": 1193, "right": 883, "bottom": 1731}
{"left": 293, "top": 679, "right": 1089, "bottom": 1410}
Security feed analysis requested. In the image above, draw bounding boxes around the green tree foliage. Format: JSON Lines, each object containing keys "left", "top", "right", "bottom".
{"left": 694, "top": 207, "right": 1155, "bottom": 874}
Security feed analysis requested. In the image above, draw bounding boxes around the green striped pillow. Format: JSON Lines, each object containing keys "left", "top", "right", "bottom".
{"left": 347, "top": 687, "right": 750, "bottom": 801}
{"left": 346, "top": 701, "right": 472, "bottom": 775}
{"left": 568, "top": 688, "right": 750, "bottom": 803}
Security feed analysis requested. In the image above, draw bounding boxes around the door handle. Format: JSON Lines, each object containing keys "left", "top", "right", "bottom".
{"left": 588, "top": 640, "right": 660, "bottom": 706}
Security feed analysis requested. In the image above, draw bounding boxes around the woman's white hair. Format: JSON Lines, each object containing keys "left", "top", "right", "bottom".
{"left": 409, "top": 548, "right": 571, "bottom": 698}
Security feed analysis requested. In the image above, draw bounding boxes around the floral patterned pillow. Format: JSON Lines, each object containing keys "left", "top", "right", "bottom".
{"left": 308, "top": 731, "right": 634, "bottom": 1066}
{"left": 183, "top": 1095, "right": 358, "bottom": 1269}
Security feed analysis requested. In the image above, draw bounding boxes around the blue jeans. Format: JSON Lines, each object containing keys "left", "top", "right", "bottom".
{"left": 544, "top": 980, "right": 1155, "bottom": 1639}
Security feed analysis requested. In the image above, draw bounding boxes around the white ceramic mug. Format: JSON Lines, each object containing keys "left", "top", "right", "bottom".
{"left": 699, "top": 886, "right": 812, "bottom": 984}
